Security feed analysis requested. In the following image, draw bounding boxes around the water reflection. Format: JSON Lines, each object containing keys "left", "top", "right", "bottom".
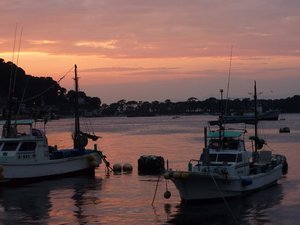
{"left": 0, "top": 115, "right": 297, "bottom": 224}
{"left": 0, "top": 176, "right": 102, "bottom": 224}
{"left": 168, "top": 185, "right": 283, "bottom": 225}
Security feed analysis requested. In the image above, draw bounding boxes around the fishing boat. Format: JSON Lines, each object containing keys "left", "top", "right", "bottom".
{"left": 164, "top": 82, "right": 287, "bottom": 202}
{"left": 0, "top": 65, "right": 103, "bottom": 184}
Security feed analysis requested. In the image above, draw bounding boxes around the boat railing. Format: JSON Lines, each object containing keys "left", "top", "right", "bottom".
{"left": 188, "top": 159, "right": 201, "bottom": 170}
{"left": 188, "top": 158, "right": 226, "bottom": 167}
{"left": 189, "top": 159, "right": 201, "bottom": 164}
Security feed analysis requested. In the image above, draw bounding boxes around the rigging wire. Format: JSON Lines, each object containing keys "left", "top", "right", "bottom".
{"left": 8, "top": 23, "right": 18, "bottom": 97}
{"left": 20, "top": 66, "right": 74, "bottom": 103}
{"left": 87, "top": 118, "right": 96, "bottom": 135}
{"left": 12, "top": 26, "right": 23, "bottom": 95}
{"left": 16, "top": 77, "right": 30, "bottom": 117}
{"left": 12, "top": 26, "right": 24, "bottom": 120}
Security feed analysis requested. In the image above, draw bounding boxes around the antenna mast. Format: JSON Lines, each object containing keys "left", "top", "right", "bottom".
{"left": 224, "top": 45, "right": 233, "bottom": 116}
{"left": 254, "top": 81, "right": 258, "bottom": 152}
{"left": 74, "top": 64, "right": 80, "bottom": 138}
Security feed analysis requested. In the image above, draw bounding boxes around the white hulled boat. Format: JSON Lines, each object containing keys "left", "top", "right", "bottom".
{"left": 0, "top": 65, "right": 103, "bottom": 184}
{"left": 165, "top": 82, "right": 287, "bottom": 202}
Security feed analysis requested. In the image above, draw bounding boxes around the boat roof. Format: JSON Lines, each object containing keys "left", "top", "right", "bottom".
{"left": 208, "top": 130, "right": 244, "bottom": 138}
{"left": 0, "top": 119, "right": 35, "bottom": 125}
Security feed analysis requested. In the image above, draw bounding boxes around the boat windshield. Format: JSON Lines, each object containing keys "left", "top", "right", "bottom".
{"left": 217, "top": 154, "right": 237, "bottom": 162}
{"left": 0, "top": 120, "right": 33, "bottom": 137}
{"left": 16, "top": 124, "right": 31, "bottom": 136}
{"left": 209, "top": 137, "right": 241, "bottom": 150}
{"left": 205, "top": 153, "right": 237, "bottom": 163}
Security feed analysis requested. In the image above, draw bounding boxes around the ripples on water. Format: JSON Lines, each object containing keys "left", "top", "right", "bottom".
{"left": 0, "top": 114, "right": 299, "bottom": 224}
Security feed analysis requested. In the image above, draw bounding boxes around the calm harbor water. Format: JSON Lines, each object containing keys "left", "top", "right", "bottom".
{"left": 0, "top": 114, "right": 299, "bottom": 225}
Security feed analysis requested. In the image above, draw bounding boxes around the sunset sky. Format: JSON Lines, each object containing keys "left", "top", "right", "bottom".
{"left": 0, "top": 0, "right": 299, "bottom": 103}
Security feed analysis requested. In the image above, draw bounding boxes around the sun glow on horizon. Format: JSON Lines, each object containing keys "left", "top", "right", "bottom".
{"left": 0, "top": 0, "right": 300, "bottom": 102}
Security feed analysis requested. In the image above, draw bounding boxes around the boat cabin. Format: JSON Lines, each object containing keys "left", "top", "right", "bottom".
{"left": 195, "top": 129, "right": 251, "bottom": 176}
{"left": 0, "top": 120, "right": 49, "bottom": 162}
{"left": 207, "top": 130, "right": 245, "bottom": 150}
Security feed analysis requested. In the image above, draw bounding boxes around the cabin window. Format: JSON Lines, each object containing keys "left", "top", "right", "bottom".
{"left": 209, "top": 154, "right": 217, "bottom": 161}
{"left": 209, "top": 140, "right": 219, "bottom": 149}
{"left": 227, "top": 141, "right": 239, "bottom": 150}
{"left": 217, "top": 154, "right": 237, "bottom": 162}
{"left": 2, "top": 142, "right": 19, "bottom": 151}
{"left": 237, "top": 153, "right": 243, "bottom": 162}
{"left": 221, "top": 139, "right": 239, "bottom": 150}
{"left": 16, "top": 124, "right": 30, "bottom": 136}
{"left": 32, "top": 129, "right": 43, "bottom": 137}
{"left": 19, "top": 142, "right": 37, "bottom": 151}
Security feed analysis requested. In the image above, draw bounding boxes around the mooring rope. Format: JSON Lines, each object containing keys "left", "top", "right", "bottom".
{"left": 151, "top": 174, "right": 161, "bottom": 206}
{"left": 210, "top": 173, "right": 239, "bottom": 225}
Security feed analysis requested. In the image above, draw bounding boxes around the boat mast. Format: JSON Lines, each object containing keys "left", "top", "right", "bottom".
{"left": 72, "top": 65, "right": 98, "bottom": 149}
{"left": 74, "top": 64, "right": 80, "bottom": 143}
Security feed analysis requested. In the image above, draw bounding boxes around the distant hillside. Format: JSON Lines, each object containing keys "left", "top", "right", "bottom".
{"left": 0, "top": 58, "right": 101, "bottom": 117}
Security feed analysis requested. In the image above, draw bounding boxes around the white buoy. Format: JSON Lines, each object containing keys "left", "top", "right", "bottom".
{"left": 122, "top": 163, "right": 133, "bottom": 173}
{"left": 113, "top": 163, "right": 122, "bottom": 173}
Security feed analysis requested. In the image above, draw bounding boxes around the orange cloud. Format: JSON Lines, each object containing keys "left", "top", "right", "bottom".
{"left": 0, "top": 0, "right": 300, "bottom": 103}
{"left": 29, "top": 40, "right": 59, "bottom": 45}
{"left": 75, "top": 40, "right": 118, "bottom": 49}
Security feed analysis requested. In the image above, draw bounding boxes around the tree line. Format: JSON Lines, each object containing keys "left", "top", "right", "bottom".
{"left": 100, "top": 96, "right": 300, "bottom": 117}
{"left": 1, "top": 58, "right": 299, "bottom": 118}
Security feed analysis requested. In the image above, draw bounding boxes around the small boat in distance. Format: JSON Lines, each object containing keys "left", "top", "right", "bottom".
{"left": 279, "top": 127, "right": 290, "bottom": 133}
{"left": 164, "top": 82, "right": 287, "bottom": 202}
{"left": 0, "top": 65, "right": 103, "bottom": 184}
{"left": 223, "top": 109, "right": 280, "bottom": 124}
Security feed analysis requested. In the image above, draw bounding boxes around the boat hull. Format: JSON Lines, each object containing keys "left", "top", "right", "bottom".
{"left": 169, "top": 164, "right": 282, "bottom": 202}
{"left": 0, "top": 152, "right": 101, "bottom": 184}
